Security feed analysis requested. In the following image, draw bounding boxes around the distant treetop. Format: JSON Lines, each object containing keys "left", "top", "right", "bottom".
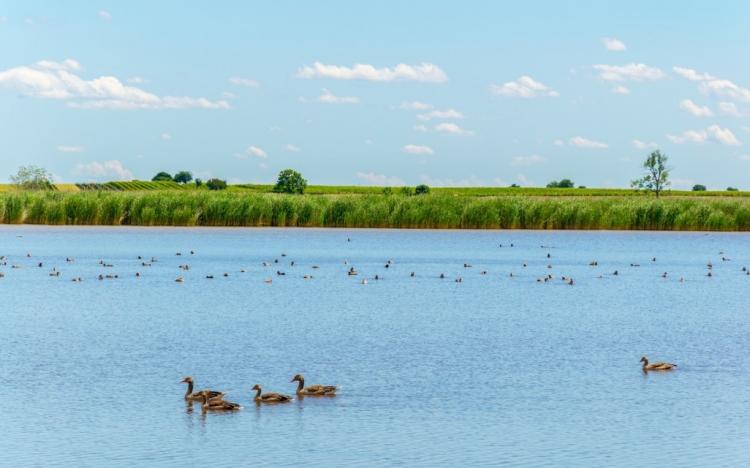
{"left": 152, "top": 171, "right": 173, "bottom": 182}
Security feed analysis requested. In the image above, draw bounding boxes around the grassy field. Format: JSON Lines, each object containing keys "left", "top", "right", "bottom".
{"left": 2, "top": 191, "right": 750, "bottom": 230}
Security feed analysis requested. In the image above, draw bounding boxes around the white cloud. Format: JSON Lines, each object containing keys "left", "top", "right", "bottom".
{"left": 316, "top": 88, "right": 359, "bottom": 104}
{"left": 718, "top": 102, "right": 744, "bottom": 117}
{"left": 613, "top": 85, "right": 631, "bottom": 94}
{"left": 57, "top": 145, "right": 84, "bottom": 152}
{"left": 294, "top": 62, "right": 448, "bottom": 83}
{"left": 592, "top": 63, "right": 666, "bottom": 81}
{"left": 25, "top": 18, "right": 33, "bottom": 24}
{"left": 602, "top": 38, "right": 626, "bottom": 51}
{"left": 403, "top": 144, "right": 434, "bottom": 155}
{"left": 135, "top": 154, "right": 144, "bottom": 159}
{"left": 99, "top": 11, "right": 111, "bottom": 20}
{"left": 355, "top": 172, "right": 405, "bottom": 186}
{"left": 632, "top": 140, "right": 659, "bottom": 149}
{"left": 414, "top": 125, "right": 427, "bottom": 132}
{"left": 416, "top": 109, "right": 464, "bottom": 120}
{"left": 161, "top": 133, "right": 171, "bottom": 140}
{"left": 298, "top": 97, "right": 308, "bottom": 102}
{"left": 554, "top": 140, "right": 564, "bottom": 146}
{"left": 673, "top": 67, "right": 716, "bottom": 81}
{"left": 72, "top": 160, "right": 133, "bottom": 180}
{"left": 395, "top": 101, "right": 434, "bottom": 110}
{"left": 510, "top": 155, "right": 545, "bottom": 166}
{"left": 699, "top": 79, "right": 750, "bottom": 102}
{"left": 233, "top": 153, "right": 247, "bottom": 159}
{"left": 0, "top": 60, "right": 229, "bottom": 109}
{"left": 246, "top": 146, "right": 267, "bottom": 158}
{"left": 259, "top": 162, "right": 268, "bottom": 168}
{"left": 491, "top": 76, "right": 559, "bottom": 98}
{"left": 229, "top": 77, "right": 260, "bottom": 88}
{"left": 742, "top": 126, "right": 750, "bottom": 134}
{"left": 493, "top": 178, "right": 509, "bottom": 187}
{"left": 1, "top": 15, "right": 9, "bottom": 22}
{"left": 569, "top": 137, "right": 609, "bottom": 148}
{"left": 739, "top": 155, "right": 750, "bottom": 161}
{"left": 517, "top": 174, "right": 534, "bottom": 186}
{"left": 127, "top": 77, "right": 151, "bottom": 84}
{"left": 269, "top": 126, "right": 281, "bottom": 131}
{"left": 671, "top": 178, "right": 696, "bottom": 189}
{"left": 667, "top": 126, "right": 741, "bottom": 146}
{"left": 419, "top": 174, "right": 483, "bottom": 187}
{"left": 679, "top": 99, "right": 714, "bottom": 117}
{"left": 282, "top": 144, "right": 301, "bottom": 152}
{"left": 365, "top": 139, "right": 372, "bottom": 145}
{"left": 434, "top": 122, "right": 474, "bottom": 136}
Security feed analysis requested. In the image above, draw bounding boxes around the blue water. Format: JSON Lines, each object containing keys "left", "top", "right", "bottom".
{"left": 1, "top": 226, "right": 749, "bottom": 467}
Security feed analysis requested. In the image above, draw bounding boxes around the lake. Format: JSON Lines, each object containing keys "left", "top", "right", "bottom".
{"left": 1, "top": 225, "right": 749, "bottom": 467}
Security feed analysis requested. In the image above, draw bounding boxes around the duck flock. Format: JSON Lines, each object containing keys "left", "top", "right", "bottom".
{"left": 181, "top": 375, "right": 340, "bottom": 411}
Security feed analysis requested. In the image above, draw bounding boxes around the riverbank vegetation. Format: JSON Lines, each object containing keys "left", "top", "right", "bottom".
{"left": 2, "top": 191, "right": 750, "bottom": 230}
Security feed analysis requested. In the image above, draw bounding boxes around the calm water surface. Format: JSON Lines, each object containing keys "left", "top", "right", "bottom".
{"left": 1, "top": 226, "right": 749, "bottom": 467}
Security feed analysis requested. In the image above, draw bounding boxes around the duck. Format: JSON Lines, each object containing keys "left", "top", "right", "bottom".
{"left": 265, "top": 278, "right": 272, "bottom": 283}
{"left": 463, "top": 263, "right": 472, "bottom": 268}
{"left": 176, "top": 252, "right": 182, "bottom": 256}
{"left": 707, "top": 263, "right": 713, "bottom": 269}
{"left": 277, "top": 271, "right": 285, "bottom": 275}
{"left": 523, "top": 263, "right": 528, "bottom": 267}
{"left": 151, "top": 257, "right": 157, "bottom": 262}
{"left": 640, "top": 356, "right": 676, "bottom": 371}
{"left": 142, "top": 262, "right": 151, "bottom": 267}
{"left": 384, "top": 264, "right": 389, "bottom": 268}
{"left": 206, "top": 275, "right": 214, "bottom": 279}
{"left": 680, "top": 278, "right": 685, "bottom": 282}
{"left": 190, "top": 251, "right": 194, "bottom": 255}
{"left": 410, "top": 272, "right": 415, "bottom": 277}
{"left": 12, "top": 265, "right": 22, "bottom": 269}
{"left": 662, "top": 272, "right": 668, "bottom": 278}
{"left": 291, "top": 261, "right": 296, "bottom": 266}
{"left": 652, "top": 257, "right": 656, "bottom": 261}
{"left": 480, "top": 270, "right": 487, "bottom": 275}
{"left": 374, "top": 275, "right": 380, "bottom": 280}
{"left": 303, "top": 275, "right": 312, "bottom": 279}
{"left": 362, "top": 279, "right": 368, "bottom": 284}
{"left": 439, "top": 273, "right": 445, "bottom": 278}
{"left": 223, "top": 273, "right": 229, "bottom": 277}
{"left": 175, "top": 278, "right": 184, "bottom": 282}
{"left": 66, "top": 258, "right": 74, "bottom": 262}
{"left": 136, "top": 272, "right": 141, "bottom": 277}
{"left": 589, "top": 261, "right": 598, "bottom": 266}
{"left": 707, "top": 272, "right": 712, "bottom": 277}
{"left": 568, "top": 278, "right": 574, "bottom": 285}
{"left": 251, "top": 384, "right": 293, "bottom": 403}
{"left": 387, "top": 260, "right": 394, "bottom": 264}
{"left": 290, "top": 374, "right": 340, "bottom": 396}
{"left": 198, "top": 391, "right": 242, "bottom": 411}
{"left": 613, "top": 270, "right": 618, "bottom": 275}
{"left": 281, "top": 253, "right": 287, "bottom": 257}
{"left": 181, "top": 377, "right": 225, "bottom": 401}
{"left": 263, "top": 262, "right": 270, "bottom": 267}
{"left": 547, "top": 265, "right": 553, "bottom": 269}
{"left": 455, "top": 278, "right": 462, "bottom": 282}
{"left": 50, "top": 272, "right": 59, "bottom": 277}
{"left": 509, "top": 272, "right": 515, "bottom": 277}
{"left": 312, "top": 266, "right": 320, "bottom": 269}
{"left": 547, "top": 253, "right": 551, "bottom": 258}
{"left": 27, "top": 253, "right": 32, "bottom": 257}
{"left": 240, "top": 269, "right": 247, "bottom": 273}
{"left": 98, "top": 274, "right": 103, "bottom": 280}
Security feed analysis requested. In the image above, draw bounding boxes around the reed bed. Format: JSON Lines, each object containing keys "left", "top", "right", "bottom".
{"left": 2, "top": 191, "right": 750, "bottom": 230}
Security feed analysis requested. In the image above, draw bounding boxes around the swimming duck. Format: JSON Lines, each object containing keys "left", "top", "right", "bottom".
{"left": 384, "top": 264, "right": 389, "bottom": 268}
{"left": 291, "top": 261, "right": 295, "bottom": 266}
{"left": 362, "top": 279, "right": 368, "bottom": 284}
{"left": 50, "top": 272, "right": 60, "bottom": 277}
{"left": 464, "top": 263, "right": 472, "bottom": 268}
{"left": 568, "top": 278, "right": 574, "bottom": 285}
{"left": 263, "top": 262, "right": 270, "bottom": 267}
{"left": 680, "top": 278, "right": 684, "bottom": 282}
{"left": 198, "top": 391, "right": 242, "bottom": 411}
{"left": 439, "top": 273, "right": 445, "bottom": 278}
{"left": 375, "top": 275, "right": 380, "bottom": 280}
{"left": 241, "top": 269, "right": 246, "bottom": 273}
{"left": 223, "top": 273, "right": 229, "bottom": 277}
{"left": 277, "top": 271, "right": 285, "bottom": 275}
{"left": 509, "top": 272, "right": 514, "bottom": 277}
{"left": 547, "top": 265, "right": 552, "bottom": 269}
{"left": 190, "top": 251, "right": 194, "bottom": 255}
{"left": 589, "top": 261, "right": 598, "bottom": 266}
{"left": 480, "top": 271, "right": 487, "bottom": 275}
{"left": 66, "top": 258, "right": 74, "bottom": 262}
{"left": 613, "top": 270, "right": 618, "bottom": 275}
{"left": 312, "top": 266, "right": 319, "bottom": 269}
{"left": 206, "top": 275, "right": 214, "bottom": 279}
{"left": 251, "top": 384, "right": 293, "bottom": 403}
{"left": 547, "top": 253, "right": 551, "bottom": 258}
{"left": 707, "top": 272, "right": 712, "bottom": 277}
{"left": 455, "top": 278, "right": 462, "bottom": 282}
{"left": 281, "top": 253, "right": 287, "bottom": 257}
{"left": 662, "top": 272, "right": 668, "bottom": 278}
{"left": 523, "top": 263, "right": 528, "bottom": 267}
{"left": 136, "top": 272, "right": 141, "bottom": 277}
{"left": 175, "top": 278, "right": 184, "bottom": 282}
{"left": 176, "top": 252, "right": 181, "bottom": 256}
{"left": 290, "top": 374, "right": 340, "bottom": 396}
{"left": 652, "top": 258, "right": 656, "bottom": 261}
{"left": 410, "top": 272, "right": 415, "bottom": 277}
{"left": 181, "top": 377, "right": 225, "bottom": 401}
{"left": 265, "top": 278, "right": 272, "bottom": 283}
{"left": 303, "top": 275, "right": 312, "bottom": 279}
{"left": 640, "top": 356, "right": 676, "bottom": 371}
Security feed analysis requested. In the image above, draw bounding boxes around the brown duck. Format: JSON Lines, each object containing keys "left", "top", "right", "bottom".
{"left": 198, "top": 390, "right": 242, "bottom": 411}
{"left": 640, "top": 356, "right": 677, "bottom": 371}
{"left": 251, "top": 384, "right": 293, "bottom": 403}
{"left": 291, "top": 374, "right": 340, "bottom": 396}
{"left": 181, "top": 376, "right": 225, "bottom": 401}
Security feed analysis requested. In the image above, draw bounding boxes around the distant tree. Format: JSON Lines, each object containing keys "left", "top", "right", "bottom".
{"left": 631, "top": 150, "right": 672, "bottom": 198}
{"left": 546, "top": 178, "right": 575, "bottom": 188}
{"left": 381, "top": 186, "right": 393, "bottom": 195}
{"left": 510, "top": 184, "right": 520, "bottom": 188}
{"left": 152, "top": 171, "right": 173, "bottom": 182}
{"left": 173, "top": 171, "right": 193, "bottom": 184}
{"left": 273, "top": 169, "right": 307, "bottom": 194}
{"left": 692, "top": 184, "right": 707, "bottom": 191}
{"left": 578, "top": 185, "right": 587, "bottom": 189}
{"left": 206, "top": 178, "right": 227, "bottom": 190}
{"left": 727, "top": 187, "right": 739, "bottom": 192}
{"left": 400, "top": 186, "right": 413, "bottom": 196}
{"left": 195, "top": 178, "right": 203, "bottom": 187}
{"left": 415, "top": 184, "right": 430, "bottom": 195}
{"left": 9, "top": 165, "right": 53, "bottom": 191}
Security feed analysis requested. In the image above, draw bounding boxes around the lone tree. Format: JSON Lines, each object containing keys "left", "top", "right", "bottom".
{"left": 9, "top": 165, "right": 53, "bottom": 191}
{"left": 415, "top": 184, "right": 430, "bottom": 195}
{"left": 173, "top": 171, "right": 193, "bottom": 184}
{"left": 152, "top": 171, "right": 173, "bottom": 182}
{"left": 631, "top": 150, "right": 672, "bottom": 198}
{"left": 546, "top": 178, "right": 575, "bottom": 188}
{"left": 692, "top": 184, "right": 706, "bottom": 191}
{"left": 273, "top": 169, "right": 307, "bottom": 194}
{"left": 206, "top": 178, "right": 227, "bottom": 190}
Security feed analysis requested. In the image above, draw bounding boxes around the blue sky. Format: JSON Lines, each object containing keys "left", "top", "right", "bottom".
{"left": 1, "top": 1, "right": 749, "bottom": 189}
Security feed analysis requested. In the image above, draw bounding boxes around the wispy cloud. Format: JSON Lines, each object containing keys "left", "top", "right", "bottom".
{"left": 72, "top": 160, "right": 133, "bottom": 180}
{"left": 602, "top": 38, "right": 626, "bottom": 51}
{"left": 229, "top": 77, "right": 260, "bottom": 88}
{"left": 246, "top": 146, "right": 267, "bottom": 158}
{"left": 282, "top": 144, "right": 301, "bottom": 152}
{"left": 510, "top": 155, "right": 545, "bottom": 166}
{"left": 434, "top": 123, "right": 474, "bottom": 136}
{"left": 632, "top": 140, "right": 659, "bottom": 149}
{"left": 613, "top": 85, "right": 631, "bottom": 94}
{"left": 491, "top": 76, "right": 559, "bottom": 97}
{"left": 161, "top": 133, "right": 172, "bottom": 140}
{"left": 679, "top": 99, "right": 713, "bottom": 117}
{"left": 395, "top": 101, "right": 434, "bottom": 110}
{"left": 569, "top": 137, "right": 609, "bottom": 148}
{"left": 554, "top": 140, "right": 564, "bottom": 146}
{"left": 592, "top": 63, "right": 666, "bottom": 81}
{"left": 416, "top": 108, "right": 464, "bottom": 121}
{"left": 99, "top": 11, "right": 112, "bottom": 20}
{"left": 414, "top": 125, "right": 427, "bottom": 132}
{"left": 517, "top": 174, "right": 534, "bottom": 186}
{"left": 295, "top": 62, "right": 448, "bottom": 83}
{"left": 316, "top": 88, "right": 359, "bottom": 104}
{"left": 57, "top": 145, "right": 85, "bottom": 152}
{"left": 127, "top": 77, "right": 151, "bottom": 84}
{"left": 667, "top": 125, "right": 741, "bottom": 146}
{"left": 355, "top": 172, "right": 405, "bottom": 186}
{"left": 0, "top": 60, "right": 229, "bottom": 109}
{"left": 699, "top": 79, "right": 750, "bottom": 102}
{"left": 673, "top": 67, "right": 716, "bottom": 81}
{"left": 403, "top": 144, "right": 434, "bottom": 155}
{"left": 221, "top": 91, "right": 238, "bottom": 99}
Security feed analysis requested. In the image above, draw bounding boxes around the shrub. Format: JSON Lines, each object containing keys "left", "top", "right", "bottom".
{"left": 152, "top": 172, "right": 173, "bottom": 182}
{"left": 400, "top": 186, "right": 413, "bottom": 196}
{"left": 273, "top": 169, "right": 307, "bottom": 194}
{"left": 382, "top": 187, "right": 393, "bottom": 195}
{"left": 195, "top": 178, "right": 203, "bottom": 187}
{"left": 727, "top": 187, "right": 739, "bottom": 191}
{"left": 206, "top": 179, "right": 227, "bottom": 190}
{"left": 9, "top": 165, "right": 53, "bottom": 191}
{"left": 547, "top": 179, "right": 575, "bottom": 188}
{"left": 415, "top": 184, "right": 430, "bottom": 195}
{"left": 692, "top": 184, "right": 707, "bottom": 191}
